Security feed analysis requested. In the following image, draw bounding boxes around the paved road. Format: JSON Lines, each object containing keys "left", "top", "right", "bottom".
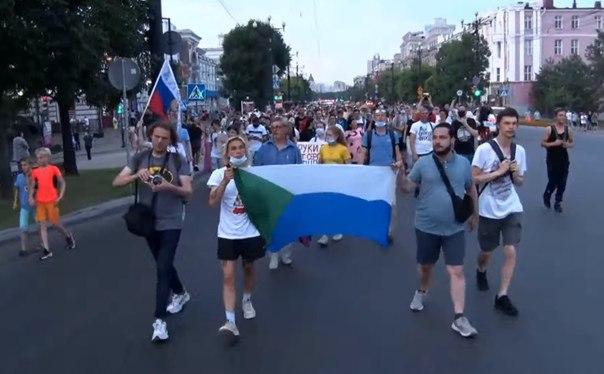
{"left": 1, "top": 127, "right": 602, "bottom": 374}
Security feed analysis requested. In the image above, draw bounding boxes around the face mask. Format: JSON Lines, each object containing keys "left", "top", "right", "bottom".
{"left": 229, "top": 155, "right": 248, "bottom": 167}
{"left": 315, "top": 128, "right": 326, "bottom": 139}
{"left": 375, "top": 121, "right": 387, "bottom": 128}
{"left": 326, "top": 136, "right": 336, "bottom": 144}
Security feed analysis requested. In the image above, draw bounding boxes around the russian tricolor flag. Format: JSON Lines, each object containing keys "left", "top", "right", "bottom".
{"left": 147, "top": 59, "right": 181, "bottom": 119}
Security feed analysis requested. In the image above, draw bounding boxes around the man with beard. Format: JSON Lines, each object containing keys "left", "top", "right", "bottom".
{"left": 401, "top": 123, "right": 479, "bottom": 338}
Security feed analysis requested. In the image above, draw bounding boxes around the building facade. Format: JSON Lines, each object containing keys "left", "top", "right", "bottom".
{"left": 482, "top": 0, "right": 604, "bottom": 112}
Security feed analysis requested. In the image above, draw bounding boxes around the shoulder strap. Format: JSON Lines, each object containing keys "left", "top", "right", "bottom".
{"left": 432, "top": 154, "right": 457, "bottom": 199}
{"left": 510, "top": 142, "right": 516, "bottom": 161}
{"left": 488, "top": 140, "right": 506, "bottom": 162}
{"left": 550, "top": 125, "right": 557, "bottom": 141}
{"left": 366, "top": 130, "right": 373, "bottom": 164}
{"left": 388, "top": 130, "right": 396, "bottom": 161}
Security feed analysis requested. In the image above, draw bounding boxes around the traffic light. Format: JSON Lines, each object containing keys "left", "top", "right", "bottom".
{"left": 117, "top": 102, "right": 125, "bottom": 114}
{"left": 474, "top": 89, "right": 483, "bottom": 97}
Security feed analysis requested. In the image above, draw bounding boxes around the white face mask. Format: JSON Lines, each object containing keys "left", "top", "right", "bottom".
{"left": 326, "top": 136, "right": 336, "bottom": 144}
{"left": 229, "top": 155, "right": 248, "bottom": 167}
{"left": 375, "top": 121, "right": 387, "bottom": 128}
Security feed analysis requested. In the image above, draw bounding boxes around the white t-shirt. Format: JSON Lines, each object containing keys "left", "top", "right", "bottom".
{"left": 409, "top": 121, "right": 435, "bottom": 155}
{"left": 211, "top": 131, "right": 227, "bottom": 158}
{"left": 245, "top": 124, "right": 268, "bottom": 152}
{"left": 472, "top": 139, "right": 527, "bottom": 219}
{"left": 207, "top": 167, "right": 261, "bottom": 239}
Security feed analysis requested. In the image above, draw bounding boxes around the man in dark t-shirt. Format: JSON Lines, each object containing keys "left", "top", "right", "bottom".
{"left": 451, "top": 108, "right": 479, "bottom": 162}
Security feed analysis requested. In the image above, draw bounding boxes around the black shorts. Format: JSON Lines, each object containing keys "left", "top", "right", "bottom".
{"left": 217, "top": 236, "right": 266, "bottom": 262}
{"left": 415, "top": 229, "right": 465, "bottom": 266}
{"left": 478, "top": 213, "right": 522, "bottom": 251}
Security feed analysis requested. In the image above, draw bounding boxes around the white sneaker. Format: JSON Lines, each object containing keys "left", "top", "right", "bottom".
{"left": 166, "top": 291, "right": 190, "bottom": 314}
{"left": 332, "top": 234, "right": 343, "bottom": 242}
{"left": 151, "top": 319, "right": 169, "bottom": 342}
{"left": 410, "top": 290, "right": 426, "bottom": 312}
{"left": 280, "top": 246, "right": 293, "bottom": 265}
{"left": 269, "top": 253, "right": 279, "bottom": 270}
{"left": 218, "top": 321, "right": 240, "bottom": 345}
{"left": 317, "top": 235, "right": 329, "bottom": 247}
{"left": 242, "top": 298, "right": 256, "bottom": 319}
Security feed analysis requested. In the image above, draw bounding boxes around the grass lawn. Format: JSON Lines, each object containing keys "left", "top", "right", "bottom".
{"left": 0, "top": 168, "right": 131, "bottom": 231}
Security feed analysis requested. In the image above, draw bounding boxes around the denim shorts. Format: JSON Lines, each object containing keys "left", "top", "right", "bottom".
{"left": 478, "top": 213, "right": 522, "bottom": 251}
{"left": 415, "top": 229, "right": 465, "bottom": 266}
{"left": 19, "top": 208, "right": 34, "bottom": 231}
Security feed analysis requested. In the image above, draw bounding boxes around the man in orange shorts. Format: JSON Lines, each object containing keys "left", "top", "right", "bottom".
{"left": 29, "top": 147, "right": 75, "bottom": 260}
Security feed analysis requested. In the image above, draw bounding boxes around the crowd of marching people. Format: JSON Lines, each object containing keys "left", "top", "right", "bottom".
{"left": 11, "top": 92, "right": 575, "bottom": 345}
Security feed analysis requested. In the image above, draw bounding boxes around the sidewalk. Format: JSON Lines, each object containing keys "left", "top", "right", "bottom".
{"left": 51, "top": 128, "right": 130, "bottom": 170}
{"left": 0, "top": 172, "right": 209, "bottom": 247}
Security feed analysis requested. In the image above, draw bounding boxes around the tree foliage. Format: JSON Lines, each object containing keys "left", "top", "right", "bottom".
{"left": 533, "top": 55, "right": 596, "bottom": 114}
{"left": 280, "top": 76, "right": 312, "bottom": 103}
{"left": 429, "top": 33, "right": 491, "bottom": 105}
{"left": 221, "top": 20, "right": 291, "bottom": 109}
{"left": 586, "top": 30, "right": 604, "bottom": 108}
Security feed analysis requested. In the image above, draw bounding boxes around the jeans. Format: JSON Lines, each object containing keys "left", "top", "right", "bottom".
{"left": 145, "top": 229, "right": 184, "bottom": 319}
{"left": 544, "top": 162, "right": 569, "bottom": 203}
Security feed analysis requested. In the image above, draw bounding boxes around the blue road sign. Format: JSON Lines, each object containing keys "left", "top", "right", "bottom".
{"left": 500, "top": 89, "right": 509, "bottom": 97}
{"left": 187, "top": 83, "right": 206, "bottom": 101}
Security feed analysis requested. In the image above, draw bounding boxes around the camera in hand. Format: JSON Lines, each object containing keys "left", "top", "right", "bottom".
{"left": 151, "top": 175, "right": 163, "bottom": 185}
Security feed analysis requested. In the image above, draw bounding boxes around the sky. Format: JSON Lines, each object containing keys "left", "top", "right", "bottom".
{"left": 163, "top": 0, "right": 597, "bottom": 85}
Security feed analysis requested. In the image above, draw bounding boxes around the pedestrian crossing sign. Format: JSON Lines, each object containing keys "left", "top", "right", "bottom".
{"left": 187, "top": 84, "right": 206, "bottom": 101}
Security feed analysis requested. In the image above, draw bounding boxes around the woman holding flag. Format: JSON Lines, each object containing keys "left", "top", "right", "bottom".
{"left": 207, "top": 136, "right": 265, "bottom": 345}
{"left": 317, "top": 126, "right": 351, "bottom": 247}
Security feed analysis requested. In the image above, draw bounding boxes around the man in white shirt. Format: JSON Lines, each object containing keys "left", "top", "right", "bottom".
{"left": 472, "top": 107, "right": 526, "bottom": 317}
{"left": 245, "top": 115, "right": 268, "bottom": 158}
{"left": 409, "top": 105, "right": 435, "bottom": 163}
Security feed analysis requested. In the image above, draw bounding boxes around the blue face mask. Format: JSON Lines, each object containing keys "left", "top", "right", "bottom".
{"left": 229, "top": 155, "right": 248, "bottom": 167}
{"left": 375, "top": 121, "right": 387, "bottom": 128}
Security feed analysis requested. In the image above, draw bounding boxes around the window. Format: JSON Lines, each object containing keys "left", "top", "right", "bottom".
{"left": 524, "top": 65, "right": 533, "bottom": 81}
{"left": 525, "top": 14, "right": 533, "bottom": 30}
{"left": 554, "top": 39, "right": 562, "bottom": 55}
{"left": 555, "top": 16, "right": 563, "bottom": 29}
{"left": 571, "top": 39, "right": 579, "bottom": 55}
{"left": 497, "top": 42, "right": 502, "bottom": 58}
{"left": 496, "top": 68, "right": 501, "bottom": 82}
{"left": 596, "top": 16, "right": 602, "bottom": 30}
{"left": 571, "top": 15, "right": 579, "bottom": 29}
{"left": 525, "top": 40, "right": 533, "bottom": 56}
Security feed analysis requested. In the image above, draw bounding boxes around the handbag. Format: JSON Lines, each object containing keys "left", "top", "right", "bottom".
{"left": 123, "top": 151, "right": 170, "bottom": 237}
{"left": 432, "top": 154, "right": 473, "bottom": 223}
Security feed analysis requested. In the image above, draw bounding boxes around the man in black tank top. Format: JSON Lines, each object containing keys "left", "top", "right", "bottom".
{"left": 541, "top": 108, "right": 574, "bottom": 212}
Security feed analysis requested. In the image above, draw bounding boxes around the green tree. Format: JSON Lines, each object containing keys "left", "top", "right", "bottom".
{"left": 221, "top": 20, "right": 290, "bottom": 109}
{"left": 429, "top": 33, "right": 490, "bottom": 105}
{"left": 280, "top": 76, "right": 312, "bottom": 103}
{"left": 533, "top": 55, "right": 596, "bottom": 114}
{"left": 35, "top": 0, "right": 150, "bottom": 175}
{"left": 0, "top": 0, "right": 49, "bottom": 197}
{"left": 398, "top": 62, "right": 435, "bottom": 103}
{"left": 586, "top": 30, "right": 604, "bottom": 109}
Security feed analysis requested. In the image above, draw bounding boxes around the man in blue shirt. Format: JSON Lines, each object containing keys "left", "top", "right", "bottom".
{"left": 253, "top": 118, "right": 303, "bottom": 269}
{"left": 400, "top": 123, "right": 479, "bottom": 338}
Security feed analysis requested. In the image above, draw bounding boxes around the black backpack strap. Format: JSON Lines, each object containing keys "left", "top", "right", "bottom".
{"left": 366, "top": 130, "right": 373, "bottom": 164}
{"left": 488, "top": 140, "right": 506, "bottom": 162}
{"left": 479, "top": 140, "right": 515, "bottom": 196}
{"left": 432, "top": 154, "right": 457, "bottom": 200}
{"left": 388, "top": 130, "right": 396, "bottom": 162}
{"left": 510, "top": 142, "right": 516, "bottom": 161}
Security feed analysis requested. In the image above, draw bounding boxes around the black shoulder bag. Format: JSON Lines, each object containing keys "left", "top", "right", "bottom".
{"left": 123, "top": 151, "right": 170, "bottom": 237}
{"left": 432, "top": 154, "right": 474, "bottom": 223}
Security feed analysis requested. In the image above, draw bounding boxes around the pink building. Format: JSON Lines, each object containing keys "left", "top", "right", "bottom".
{"left": 481, "top": 0, "right": 604, "bottom": 112}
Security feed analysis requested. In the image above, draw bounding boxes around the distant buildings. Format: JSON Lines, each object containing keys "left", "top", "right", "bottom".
{"left": 481, "top": 0, "right": 604, "bottom": 112}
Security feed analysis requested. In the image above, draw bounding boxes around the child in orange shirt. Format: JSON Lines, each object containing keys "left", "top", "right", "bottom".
{"left": 29, "top": 147, "right": 75, "bottom": 260}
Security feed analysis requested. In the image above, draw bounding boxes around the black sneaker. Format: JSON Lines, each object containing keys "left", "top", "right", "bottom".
{"left": 476, "top": 269, "right": 489, "bottom": 291}
{"left": 543, "top": 192, "right": 551, "bottom": 209}
{"left": 66, "top": 234, "right": 76, "bottom": 250}
{"left": 40, "top": 249, "right": 53, "bottom": 261}
{"left": 495, "top": 295, "right": 519, "bottom": 316}
{"left": 554, "top": 203, "right": 563, "bottom": 213}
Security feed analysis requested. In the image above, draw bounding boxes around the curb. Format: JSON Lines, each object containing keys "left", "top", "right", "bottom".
{"left": 0, "top": 172, "right": 210, "bottom": 246}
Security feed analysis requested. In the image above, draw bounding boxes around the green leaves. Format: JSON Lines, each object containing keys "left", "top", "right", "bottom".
{"left": 221, "top": 20, "right": 291, "bottom": 107}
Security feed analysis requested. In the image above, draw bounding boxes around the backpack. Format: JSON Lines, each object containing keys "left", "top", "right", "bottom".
{"left": 479, "top": 140, "right": 517, "bottom": 196}
{"left": 364, "top": 129, "right": 397, "bottom": 165}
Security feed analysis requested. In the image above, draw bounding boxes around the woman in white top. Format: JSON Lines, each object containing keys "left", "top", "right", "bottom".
{"left": 207, "top": 136, "right": 265, "bottom": 345}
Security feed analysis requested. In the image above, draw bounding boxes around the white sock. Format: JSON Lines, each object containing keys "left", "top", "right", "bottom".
{"left": 225, "top": 310, "right": 235, "bottom": 323}
{"left": 242, "top": 293, "right": 251, "bottom": 302}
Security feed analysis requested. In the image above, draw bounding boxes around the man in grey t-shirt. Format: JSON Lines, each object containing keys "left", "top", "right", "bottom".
{"left": 400, "top": 123, "right": 479, "bottom": 338}
{"left": 113, "top": 121, "right": 193, "bottom": 344}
